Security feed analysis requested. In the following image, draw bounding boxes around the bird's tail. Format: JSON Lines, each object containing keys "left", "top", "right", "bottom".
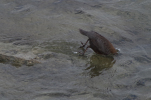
{"left": 79, "top": 29, "right": 89, "bottom": 36}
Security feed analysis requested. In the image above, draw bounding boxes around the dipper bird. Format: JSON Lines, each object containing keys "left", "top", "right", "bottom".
{"left": 79, "top": 29, "right": 117, "bottom": 55}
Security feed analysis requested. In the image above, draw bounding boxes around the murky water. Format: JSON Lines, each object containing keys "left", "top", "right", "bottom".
{"left": 0, "top": 0, "right": 151, "bottom": 100}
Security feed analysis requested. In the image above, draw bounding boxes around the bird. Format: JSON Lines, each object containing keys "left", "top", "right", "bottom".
{"left": 79, "top": 29, "right": 117, "bottom": 55}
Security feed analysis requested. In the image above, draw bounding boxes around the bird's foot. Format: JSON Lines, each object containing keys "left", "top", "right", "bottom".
{"left": 79, "top": 41, "right": 86, "bottom": 48}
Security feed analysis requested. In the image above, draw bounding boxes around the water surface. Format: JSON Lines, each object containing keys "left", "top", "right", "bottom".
{"left": 0, "top": 0, "right": 151, "bottom": 100}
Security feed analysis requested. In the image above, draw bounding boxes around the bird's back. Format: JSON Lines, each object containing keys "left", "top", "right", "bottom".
{"left": 79, "top": 29, "right": 117, "bottom": 55}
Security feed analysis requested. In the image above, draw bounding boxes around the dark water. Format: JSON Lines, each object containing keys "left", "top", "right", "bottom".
{"left": 0, "top": 0, "right": 151, "bottom": 100}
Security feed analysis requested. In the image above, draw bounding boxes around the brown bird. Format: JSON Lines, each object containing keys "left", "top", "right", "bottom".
{"left": 79, "top": 29, "right": 117, "bottom": 55}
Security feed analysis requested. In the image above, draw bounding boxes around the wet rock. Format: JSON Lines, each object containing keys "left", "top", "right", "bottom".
{"left": 0, "top": 54, "right": 40, "bottom": 67}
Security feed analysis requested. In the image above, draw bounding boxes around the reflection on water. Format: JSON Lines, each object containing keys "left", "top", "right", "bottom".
{"left": 85, "top": 54, "right": 115, "bottom": 78}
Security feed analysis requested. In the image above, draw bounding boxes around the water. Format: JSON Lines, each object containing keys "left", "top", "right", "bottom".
{"left": 0, "top": 0, "right": 151, "bottom": 100}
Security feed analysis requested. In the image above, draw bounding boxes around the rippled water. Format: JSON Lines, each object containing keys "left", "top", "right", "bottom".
{"left": 0, "top": 0, "right": 151, "bottom": 100}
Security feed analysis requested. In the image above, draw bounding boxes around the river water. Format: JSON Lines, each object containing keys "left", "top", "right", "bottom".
{"left": 0, "top": 0, "right": 151, "bottom": 100}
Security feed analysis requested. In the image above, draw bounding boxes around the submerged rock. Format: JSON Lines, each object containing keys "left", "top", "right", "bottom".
{"left": 0, "top": 54, "right": 40, "bottom": 67}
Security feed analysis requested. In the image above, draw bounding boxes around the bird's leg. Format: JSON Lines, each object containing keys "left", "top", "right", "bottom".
{"left": 79, "top": 39, "right": 90, "bottom": 48}
{"left": 79, "top": 45, "right": 90, "bottom": 56}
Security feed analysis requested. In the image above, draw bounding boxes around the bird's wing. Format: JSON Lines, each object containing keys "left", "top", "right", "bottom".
{"left": 91, "top": 35, "right": 108, "bottom": 54}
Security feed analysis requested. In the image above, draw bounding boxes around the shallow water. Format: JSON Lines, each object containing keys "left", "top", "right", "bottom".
{"left": 0, "top": 0, "right": 151, "bottom": 100}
